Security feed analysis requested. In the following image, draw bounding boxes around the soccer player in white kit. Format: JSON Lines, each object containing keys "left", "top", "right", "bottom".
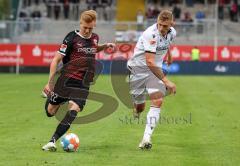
{"left": 127, "top": 10, "right": 177, "bottom": 149}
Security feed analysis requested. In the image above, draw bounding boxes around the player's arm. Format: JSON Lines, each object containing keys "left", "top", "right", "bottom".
{"left": 166, "top": 27, "right": 176, "bottom": 66}
{"left": 97, "top": 43, "right": 116, "bottom": 52}
{"left": 145, "top": 52, "right": 176, "bottom": 94}
{"left": 44, "top": 52, "right": 63, "bottom": 93}
{"left": 145, "top": 52, "right": 165, "bottom": 80}
{"left": 43, "top": 31, "right": 74, "bottom": 94}
{"left": 166, "top": 49, "right": 173, "bottom": 66}
{"left": 48, "top": 52, "right": 63, "bottom": 84}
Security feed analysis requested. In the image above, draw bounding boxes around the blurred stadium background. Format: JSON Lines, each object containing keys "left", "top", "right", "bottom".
{"left": 0, "top": 1, "right": 240, "bottom": 166}
{"left": 0, "top": 0, "right": 240, "bottom": 74}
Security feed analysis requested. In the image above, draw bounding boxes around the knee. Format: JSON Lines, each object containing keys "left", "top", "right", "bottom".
{"left": 134, "top": 103, "right": 145, "bottom": 113}
{"left": 151, "top": 98, "right": 163, "bottom": 108}
{"left": 69, "top": 101, "right": 81, "bottom": 112}
{"left": 47, "top": 106, "right": 57, "bottom": 117}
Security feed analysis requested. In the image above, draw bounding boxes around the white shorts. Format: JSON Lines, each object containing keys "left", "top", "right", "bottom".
{"left": 128, "top": 66, "right": 168, "bottom": 104}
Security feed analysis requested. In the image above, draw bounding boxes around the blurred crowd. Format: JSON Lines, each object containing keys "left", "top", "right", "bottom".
{"left": 20, "top": 0, "right": 114, "bottom": 21}
{"left": 146, "top": 0, "right": 239, "bottom": 22}
{"left": 19, "top": 0, "right": 240, "bottom": 23}
{"left": 17, "top": 0, "right": 240, "bottom": 34}
{"left": 218, "top": 0, "right": 239, "bottom": 22}
{"left": 18, "top": 0, "right": 115, "bottom": 33}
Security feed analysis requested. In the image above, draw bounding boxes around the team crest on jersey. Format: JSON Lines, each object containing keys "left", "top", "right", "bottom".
{"left": 60, "top": 44, "right": 67, "bottom": 52}
{"left": 149, "top": 40, "right": 156, "bottom": 45}
{"left": 93, "top": 39, "right": 98, "bottom": 46}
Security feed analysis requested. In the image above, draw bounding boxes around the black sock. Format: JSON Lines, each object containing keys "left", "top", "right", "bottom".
{"left": 50, "top": 110, "right": 78, "bottom": 143}
{"left": 45, "top": 98, "right": 53, "bottom": 117}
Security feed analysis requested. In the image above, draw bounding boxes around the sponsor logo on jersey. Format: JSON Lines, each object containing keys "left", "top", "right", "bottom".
{"left": 60, "top": 44, "right": 67, "bottom": 52}
{"left": 78, "top": 47, "right": 97, "bottom": 54}
{"left": 156, "top": 46, "right": 168, "bottom": 51}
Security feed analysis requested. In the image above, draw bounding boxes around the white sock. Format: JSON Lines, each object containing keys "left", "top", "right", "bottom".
{"left": 143, "top": 106, "right": 160, "bottom": 142}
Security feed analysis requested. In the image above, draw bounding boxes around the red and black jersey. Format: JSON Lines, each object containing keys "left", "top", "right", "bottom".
{"left": 58, "top": 30, "right": 99, "bottom": 82}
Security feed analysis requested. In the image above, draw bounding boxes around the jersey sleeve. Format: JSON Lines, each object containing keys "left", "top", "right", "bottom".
{"left": 168, "top": 27, "right": 177, "bottom": 44}
{"left": 142, "top": 31, "right": 157, "bottom": 53}
{"left": 58, "top": 31, "right": 75, "bottom": 56}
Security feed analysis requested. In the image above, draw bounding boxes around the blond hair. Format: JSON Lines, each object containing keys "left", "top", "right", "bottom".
{"left": 157, "top": 10, "right": 173, "bottom": 22}
{"left": 80, "top": 10, "right": 97, "bottom": 23}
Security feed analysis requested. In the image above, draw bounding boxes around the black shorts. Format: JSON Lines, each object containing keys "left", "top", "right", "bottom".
{"left": 49, "top": 76, "right": 90, "bottom": 110}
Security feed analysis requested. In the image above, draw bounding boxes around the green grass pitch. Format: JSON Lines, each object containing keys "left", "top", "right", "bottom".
{"left": 0, "top": 74, "right": 239, "bottom": 166}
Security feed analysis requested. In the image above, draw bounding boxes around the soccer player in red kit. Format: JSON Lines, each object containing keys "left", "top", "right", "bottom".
{"left": 42, "top": 10, "right": 115, "bottom": 151}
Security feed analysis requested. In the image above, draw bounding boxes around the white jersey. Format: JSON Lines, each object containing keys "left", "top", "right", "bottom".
{"left": 127, "top": 23, "right": 176, "bottom": 70}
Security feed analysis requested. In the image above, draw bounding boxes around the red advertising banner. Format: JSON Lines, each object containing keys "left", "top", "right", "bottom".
{"left": 0, "top": 44, "right": 23, "bottom": 66}
{"left": 169, "top": 45, "right": 215, "bottom": 61}
{"left": 217, "top": 46, "right": 240, "bottom": 62}
{"left": 0, "top": 44, "right": 58, "bottom": 66}
{"left": 0, "top": 44, "right": 239, "bottom": 66}
{"left": 22, "top": 44, "right": 58, "bottom": 66}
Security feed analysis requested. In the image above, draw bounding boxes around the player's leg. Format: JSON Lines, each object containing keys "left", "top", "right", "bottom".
{"left": 129, "top": 69, "right": 147, "bottom": 119}
{"left": 139, "top": 91, "right": 163, "bottom": 149}
{"left": 139, "top": 74, "right": 167, "bottom": 149}
{"left": 132, "top": 95, "right": 146, "bottom": 119}
{"left": 44, "top": 98, "right": 60, "bottom": 117}
{"left": 44, "top": 90, "right": 68, "bottom": 117}
{"left": 43, "top": 79, "right": 89, "bottom": 152}
{"left": 42, "top": 94, "right": 68, "bottom": 151}
{"left": 42, "top": 101, "right": 82, "bottom": 151}
{"left": 134, "top": 102, "right": 145, "bottom": 118}
{"left": 49, "top": 101, "right": 81, "bottom": 142}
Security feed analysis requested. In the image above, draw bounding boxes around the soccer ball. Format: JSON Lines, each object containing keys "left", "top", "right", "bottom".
{"left": 60, "top": 133, "right": 80, "bottom": 152}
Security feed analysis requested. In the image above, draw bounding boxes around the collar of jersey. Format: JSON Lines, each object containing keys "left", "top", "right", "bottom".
{"left": 75, "top": 30, "right": 92, "bottom": 39}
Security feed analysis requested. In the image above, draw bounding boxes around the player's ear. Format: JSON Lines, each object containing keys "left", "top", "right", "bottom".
{"left": 170, "top": 21, "right": 174, "bottom": 26}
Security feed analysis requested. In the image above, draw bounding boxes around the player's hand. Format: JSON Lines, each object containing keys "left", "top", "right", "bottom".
{"left": 166, "top": 50, "right": 173, "bottom": 66}
{"left": 167, "top": 58, "right": 173, "bottom": 66}
{"left": 162, "top": 78, "right": 176, "bottom": 95}
{"left": 43, "top": 83, "right": 54, "bottom": 96}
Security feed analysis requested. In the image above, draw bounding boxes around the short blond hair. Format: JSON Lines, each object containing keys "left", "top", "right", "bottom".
{"left": 80, "top": 10, "right": 97, "bottom": 23}
{"left": 157, "top": 10, "right": 173, "bottom": 22}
